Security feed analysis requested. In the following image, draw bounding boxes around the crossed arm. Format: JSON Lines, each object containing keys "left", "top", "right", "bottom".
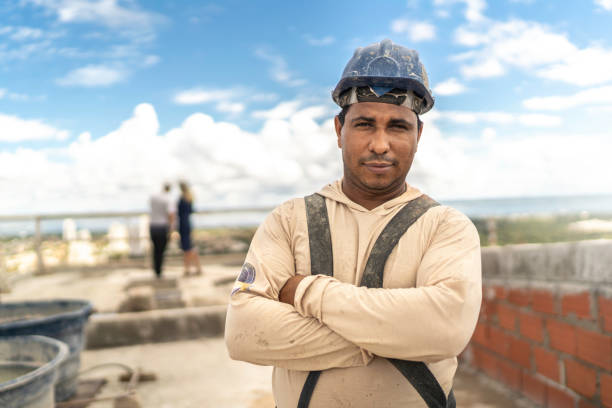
{"left": 225, "top": 205, "right": 482, "bottom": 370}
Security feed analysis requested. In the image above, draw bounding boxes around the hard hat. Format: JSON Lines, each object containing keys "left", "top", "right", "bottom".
{"left": 332, "top": 39, "right": 434, "bottom": 114}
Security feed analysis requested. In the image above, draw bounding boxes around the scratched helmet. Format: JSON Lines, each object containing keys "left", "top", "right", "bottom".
{"left": 332, "top": 39, "right": 434, "bottom": 114}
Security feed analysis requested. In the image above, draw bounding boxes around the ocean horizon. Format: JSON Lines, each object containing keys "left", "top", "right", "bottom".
{"left": 1, "top": 193, "right": 611, "bottom": 238}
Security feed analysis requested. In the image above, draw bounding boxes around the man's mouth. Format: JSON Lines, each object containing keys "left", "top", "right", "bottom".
{"left": 362, "top": 161, "right": 394, "bottom": 173}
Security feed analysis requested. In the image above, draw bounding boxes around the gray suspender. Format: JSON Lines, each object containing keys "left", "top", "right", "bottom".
{"left": 299, "top": 193, "right": 456, "bottom": 408}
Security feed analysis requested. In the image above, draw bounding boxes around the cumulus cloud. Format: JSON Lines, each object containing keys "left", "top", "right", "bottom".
{"left": 433, "top": 78, "right": 468, "bottom": 95}
{"left": 9, "top": 27, "right": 43, "bottom": 41}
{"left": 454, "top": 19, "right": 612, "bottom": 85}
{"left": 595, "top": 0, "right": 612, "bottom": 10}
{"left": 254, "top": 48, "right": 306, "bottom": 87}
{"left": 391, "top": 19, "right": 436, "bottom": 42}
{"left": 523, "top": 85, "right": 612, "bottom": 111}
{"left": 1, "top": 101, "right": 610, "bottom": 214}
{"left": 0, "top": 102, "right": 340, "bottom": 213}
{"left": 0, "top": 113, "right": 69, "bottom": 142}
{"left": 56, "top": 64, "right": 126, "bottom": 87}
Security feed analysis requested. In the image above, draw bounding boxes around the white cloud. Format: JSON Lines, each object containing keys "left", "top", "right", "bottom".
{"left": 437, "top": 110, "right": 561, "bottom": 127}
{"left": 0, "top": 89, "right": 5, "bottom": 98}
{"left": 9, "top": 27, "right": 43, "bottom": 41}
{"left": 1, "top": 101, "right": 609, "bottom": 214}
{"left": 433, "top": 77, "right": 468, "bottom": 95}
{"left": 523, "top": 85, "right": 612, "bottom": 111}
{"left": 0, "top": 102, "right": 341, "bottom": 213}
{"left": 173, "top": 89, "right": 236, "bottom": 105}
{"left": 391, "top": 19, "right": 436, "bottom": 42}
{"left": 254, "top": 48, "right": 306, "bottom": 87}
{"left": 433, "top": 0, "right": 487, "bottom": 22}
{"left": 303, "top": 34, "right": 335, "bottom": 46}
{"left": 142, "top": 55, "right": 160, "bottom": 67}
{"left": 0, "top": 113, "right": 69, "bottom": 142}
{"left": 56, "top": 65, "right": 126, "bottom": 87}
{"left": 216, "top": 101, "right": 245, "bottom": 114}
{"left": 252, "top": 101, "right": 302, "bottom": 120}
{"left": 454, "top": 19, "right": 612, "bottom": 85}
{"left": 595, "top": 0, "right": 612, "bottom": 10}
{"left": 26, "top": 0, "right": 161, "bottom": 31}
{"left": 518, "top": 114, "right": 562, "bottom": 127}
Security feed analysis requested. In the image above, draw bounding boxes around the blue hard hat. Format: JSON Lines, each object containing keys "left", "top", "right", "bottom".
{"left": 332, "top": 39, "right": 434, "bottom": 114}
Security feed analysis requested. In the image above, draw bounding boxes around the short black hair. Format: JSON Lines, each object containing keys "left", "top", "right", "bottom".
{"left": 337, "top": 105, "right": 422, "bottom": 131}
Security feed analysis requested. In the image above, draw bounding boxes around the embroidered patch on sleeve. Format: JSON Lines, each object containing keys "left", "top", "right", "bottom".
{"left": 231, "top": 262, "right": 256, "bottom": 296}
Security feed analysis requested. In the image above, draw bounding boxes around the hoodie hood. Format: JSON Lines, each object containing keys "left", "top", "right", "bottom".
{"left": 317, "top": 179, "right": 423, "bottom": 215}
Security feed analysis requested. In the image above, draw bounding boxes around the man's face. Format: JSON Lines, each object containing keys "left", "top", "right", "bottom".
{"left": 335, "top": 102, "right": 423, "bottom": 196}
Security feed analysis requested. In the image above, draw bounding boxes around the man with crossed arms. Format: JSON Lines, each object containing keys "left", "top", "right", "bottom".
{"left": 225, "top": 39, "right": 481, "bottom": 407}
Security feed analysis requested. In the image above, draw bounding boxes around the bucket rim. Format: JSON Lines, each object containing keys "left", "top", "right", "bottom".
{"left": 0, "top": 334, "right": 69, "bottom": 392}
{"left": 0, "top": 299, "right": 93, "bottom": 330}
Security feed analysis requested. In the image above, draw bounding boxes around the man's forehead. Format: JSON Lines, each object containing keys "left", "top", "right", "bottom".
{"left": 347, "top": 102, "right": 418, "bottom": 121}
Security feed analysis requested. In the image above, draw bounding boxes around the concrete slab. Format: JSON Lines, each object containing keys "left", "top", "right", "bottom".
{"left": 79, "top": 338, "right": 534, "bottom": 408}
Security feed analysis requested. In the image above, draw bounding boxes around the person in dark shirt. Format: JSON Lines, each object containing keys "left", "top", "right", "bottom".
{"left": 178, "top": 181, "right": 202, "bottom": 276}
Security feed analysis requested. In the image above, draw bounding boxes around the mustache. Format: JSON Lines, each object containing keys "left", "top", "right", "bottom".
{"left": 359, "top": 154, "right": 397, "bottom": 165}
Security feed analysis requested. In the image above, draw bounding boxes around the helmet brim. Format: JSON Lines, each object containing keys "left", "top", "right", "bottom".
{"left": 332, "top": 76, "right": 434, "bottom": 114}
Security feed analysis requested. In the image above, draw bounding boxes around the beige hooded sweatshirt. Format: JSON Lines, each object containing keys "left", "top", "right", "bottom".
{"left": 225, "top": 180, "right": 482, "bottom": 408}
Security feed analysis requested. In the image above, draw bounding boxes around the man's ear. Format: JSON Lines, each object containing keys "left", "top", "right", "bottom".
{"left": 334, "top": 116, "right": 343, "bottom": 148}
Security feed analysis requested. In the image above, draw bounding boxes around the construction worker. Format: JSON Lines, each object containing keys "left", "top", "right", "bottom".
{"left": 225, "top": 39, "right": 482, "bottom": 408}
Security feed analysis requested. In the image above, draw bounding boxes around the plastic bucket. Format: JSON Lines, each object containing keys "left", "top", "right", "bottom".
{"left": 0, "top": 335, "right": 69, "bottom": 408}
{"left": 0, "top": 300, "right": 93, "bottom": 401}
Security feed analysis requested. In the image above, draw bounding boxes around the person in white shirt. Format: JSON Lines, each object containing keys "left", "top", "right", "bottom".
{"left": 149, "top": 183, "right": 175, "bottom": 278}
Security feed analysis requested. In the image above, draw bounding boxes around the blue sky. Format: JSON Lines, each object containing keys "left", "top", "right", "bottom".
{"left": 1, "top": 0, "right": 611, "bottom": 214}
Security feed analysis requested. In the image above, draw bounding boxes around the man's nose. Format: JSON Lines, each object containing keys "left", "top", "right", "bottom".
{"left": 368, "top": 127, "right": 390, "bottom": 154}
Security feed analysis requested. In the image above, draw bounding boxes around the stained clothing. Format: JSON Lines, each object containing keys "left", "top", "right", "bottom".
{"left": 225, "top": 180, "right": 482, "bottom": 408}
{"left": 178, "top": 198, "right": 193, "bottom": 251}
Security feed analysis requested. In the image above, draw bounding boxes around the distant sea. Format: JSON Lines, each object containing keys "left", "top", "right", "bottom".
{"left": 1, "top": 194, "right": 611, "bottom": 238}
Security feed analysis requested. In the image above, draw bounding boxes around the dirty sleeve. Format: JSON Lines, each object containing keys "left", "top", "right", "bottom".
{"left": 224, "top": 202, "right": 372, "bottom": 370}
{"left": 293, "top": 208, "right": 482, "bottom": 362}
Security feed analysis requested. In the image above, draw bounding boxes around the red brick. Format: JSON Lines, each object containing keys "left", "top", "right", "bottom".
{"left": 522, "top": 372, "right": 547, "bottom": 406}
{"left": 576, "top": 328, "right": 612, "bottom": 370}
{"left": 520, "top": 312, "right": 544, "bottom": 342}
{"left": 498, "top": 304, "right": 519, "bottom": 331}
{"left": 547, "top": 319, "right": 577, "bottom": 355}
{"left": 494, "top": 286, "right": 508, "bottom": 300}
{"left": 509, "top": 337, "right": 532, "bottom": 369}
{"left": 565, "top": 359, "right": 597, "bottom": 398}
{"left": 481, "top": 298, "right": 497, "bottom": 322}
{"left": 489, "top": 327, "right": 511, "bottom": 356}
{"left": 472, "top": 323, "right": 489, "bottom": 346}
{"left": 534, "top": 346, "right": 560, "bottom": 382}
{"left": 498, "top": 360, "right": 522, "bottom": 391}
{"left": 599, "top": 295, "right": 612, "bottom": 333}
{"left": 473, "top": 347, "right": 498, "bottom": 378}
{"left": 509, "top": 288, "right": 531, "bottom": 307}
{"left": 601, "top": 373, "right": 612, "bottom": 408}
{"left": 562, "top": 292, "right": 593, "bottom": 320}
{"left": 546, "top": 385, "right": 576, "bottom": 408}
{"left": 533, "top": 289, "right": 556, "bottom": 314}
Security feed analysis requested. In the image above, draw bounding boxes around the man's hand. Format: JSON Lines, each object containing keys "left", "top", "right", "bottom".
{"left": 279, "top": 275, "right": 307, "bottom": 306}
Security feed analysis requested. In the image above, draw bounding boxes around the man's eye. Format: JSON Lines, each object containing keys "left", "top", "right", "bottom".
{"left": 390, "top": 124, "right": 408, "bottom": 130}
{"left": 355, "top": 122, "right": 372, "bottom": 127}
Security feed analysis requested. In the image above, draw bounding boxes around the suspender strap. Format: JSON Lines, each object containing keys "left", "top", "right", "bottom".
{"left": 297, "top": 370, "right": 322, "bottom": 408}
{"left": 299, "top": 193, "right": 455, "bottom": 408}
{"left": 304, "top": 193, "right": 333, "bottom": 277}
{"left": 297, "top": 193, "right": 332, "bottom": 408}
{"left": 360, "top": 194, "right": 439, "bottom": 288}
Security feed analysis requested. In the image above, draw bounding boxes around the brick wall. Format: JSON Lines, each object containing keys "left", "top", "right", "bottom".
{"left": 461, "top": 240, "right": 612, "bottom": 408}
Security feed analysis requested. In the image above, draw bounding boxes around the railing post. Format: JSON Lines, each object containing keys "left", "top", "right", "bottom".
{"left": 35, "top": 216, "right": 46, "bottom": 274}
{"left": 487, "top": 217, "right": 498, "bottom": 246}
